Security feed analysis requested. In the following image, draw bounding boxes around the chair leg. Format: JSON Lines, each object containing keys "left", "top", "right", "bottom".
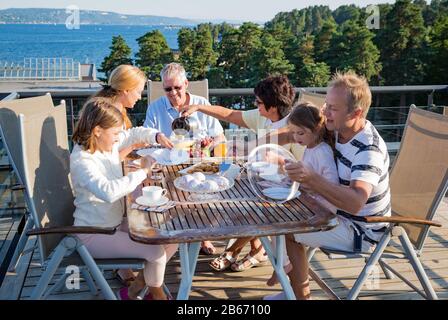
{"left": 81, "top": 267, "right": 98, "bottom": 296}
{"left": 8, "top": 215, "right": 34, "bottom": 272}
{"left": 76, "top": 244, "right": 117, "bottom": 300}
{"left": 43, "top": 273, "right": 70, "bottom": 299}
{"left": 346, "top": 231, "right": 392, "bottom": 300}
{"left": 398, "top": 229, "right": 438, "bottom": 300}
{"left": 307, "top": 247, "right": 317, "bottom": 262}
{"left": 30, "top": 242, "right": 68, "bottom": 299}
{"left": 260, "top": 236, "right": 296, "bottom": 300}
{"left": 378, "top": 258, "right": 395, "bottom": 280}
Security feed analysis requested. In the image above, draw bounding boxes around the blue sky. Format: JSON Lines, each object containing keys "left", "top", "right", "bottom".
{"left": 0, "top": 0, "right": 401, "bottom": 22}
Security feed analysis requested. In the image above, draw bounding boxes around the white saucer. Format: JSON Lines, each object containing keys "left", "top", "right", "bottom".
{"left": 150, "top": 149, "right": 190, "bottom": 165}
{"left": 262, "top": 187, "right": 301, "bottom": 200}
{"left": 135, "top": 196, "right": 169, "bottom": 207}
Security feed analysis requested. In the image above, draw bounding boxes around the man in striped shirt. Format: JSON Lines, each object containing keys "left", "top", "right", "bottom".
{"left": 270, "top": 71, "right": 391, "bottom": 300}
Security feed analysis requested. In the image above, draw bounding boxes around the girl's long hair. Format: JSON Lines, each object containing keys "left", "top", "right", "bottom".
{"left": 288, "top": 101, "right": 335, "bottom": 150}
{"left": 72, "top": 97, "right": 124, "bottom": 153}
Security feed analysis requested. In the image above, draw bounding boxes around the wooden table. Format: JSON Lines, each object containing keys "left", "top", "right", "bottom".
{"left": 126, "top": 163, "right": 338, "bottom": 300}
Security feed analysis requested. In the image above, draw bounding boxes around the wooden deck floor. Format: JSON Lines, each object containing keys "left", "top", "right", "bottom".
{"left": 1, "top": 198, "right": 448, "bottom": 300}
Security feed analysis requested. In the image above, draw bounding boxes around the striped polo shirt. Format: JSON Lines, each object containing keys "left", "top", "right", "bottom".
{"left": 335, "top": 120, "right": 391, "bottom": 241}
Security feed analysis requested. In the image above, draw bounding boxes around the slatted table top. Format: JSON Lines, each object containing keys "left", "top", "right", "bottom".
{"left": 127, "top": 163, "right": 338, "bottom": 245}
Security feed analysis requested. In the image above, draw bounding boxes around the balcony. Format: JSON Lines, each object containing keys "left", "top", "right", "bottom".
{"left": 0, "top": 84, "right": 447, "bottom": 300}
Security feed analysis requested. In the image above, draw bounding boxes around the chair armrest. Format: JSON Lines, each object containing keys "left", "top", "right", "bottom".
{"left": 26, "top": 226, "right": 117, "bottom": 236}
{"left": 360, "top": 216, "right": 442, "bottom": 227}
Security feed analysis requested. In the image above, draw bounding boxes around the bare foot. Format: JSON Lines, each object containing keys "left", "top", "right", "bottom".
{"left": 266, "top": 263, "right": 293, "bottom": 287}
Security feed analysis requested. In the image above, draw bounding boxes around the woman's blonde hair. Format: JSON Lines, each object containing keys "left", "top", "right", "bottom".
{"left": 72, "top": 97, "right": 124, "bottom": 153}
{"left": 288, "top": 102, "right": 335, "bottom": 150}
{"left": 94, "top": 65, "right": 147, "bottom": 129}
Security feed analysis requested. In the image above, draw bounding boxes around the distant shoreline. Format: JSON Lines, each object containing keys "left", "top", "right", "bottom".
{"left": 0, "top": 23, "right": 189, "bottom": 27}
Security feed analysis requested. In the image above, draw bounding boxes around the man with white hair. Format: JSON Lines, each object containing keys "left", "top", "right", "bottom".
{"left": 143, "top": 62, "right": 224, "bottom": 141}
{"left": 143, "top": 63, "right": 224, "bottom": 255}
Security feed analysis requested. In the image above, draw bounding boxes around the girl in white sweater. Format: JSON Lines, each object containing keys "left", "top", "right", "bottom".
{"left": 71, "top": 97, "right": 177, "bottom": 300}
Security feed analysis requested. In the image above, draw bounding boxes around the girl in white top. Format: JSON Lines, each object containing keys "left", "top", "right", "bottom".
{"left": 267, "top": 101, "right": 339, "bottom": 287}
{"left": 71, "top": 97, "right": 177, "bottom": 300}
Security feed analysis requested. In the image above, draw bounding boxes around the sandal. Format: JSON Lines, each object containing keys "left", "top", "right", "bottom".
{"left": 114, "top": 270, "right": 136, "bottom": 287}
{"left": 230, "top": 253, "right": 269, "bottom": 272}
{"left": 209, "top": 252, "right": 237, "bottom": 272}
{"left": 200, "top": 241, "right": 217, "bottom": 255}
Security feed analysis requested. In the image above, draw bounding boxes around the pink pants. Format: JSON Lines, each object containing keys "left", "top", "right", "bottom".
{"left": 77, "top": 220, "right": 178, "bottom": 287}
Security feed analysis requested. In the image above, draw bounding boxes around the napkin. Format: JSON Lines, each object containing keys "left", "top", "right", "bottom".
{"left": 131, "top": 201, "right": 176, "bottom": 213}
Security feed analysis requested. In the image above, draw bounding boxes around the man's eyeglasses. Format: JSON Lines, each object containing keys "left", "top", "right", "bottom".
{"left": 164, "top": 86, "right": 183, "bottom": 93}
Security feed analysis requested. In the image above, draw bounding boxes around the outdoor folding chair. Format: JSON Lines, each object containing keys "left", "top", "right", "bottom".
{"left": 147, "top": 79, "right": 209, "bottom": 104}
{"left": 298, "top": 89, "right": 326, "bottom": 109}
{"left": 0, "top": 93, "right": 56, "bottom": 272}
{"left": 307, "top": 105, "right": 446, "bottom": 300}
{"left": 16, "top": 105, "right": 145, "bottom": 300}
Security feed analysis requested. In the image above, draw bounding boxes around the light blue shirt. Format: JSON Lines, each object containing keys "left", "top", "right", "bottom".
{"left": 143, "top": 93, "right": 224, "bottom": 138}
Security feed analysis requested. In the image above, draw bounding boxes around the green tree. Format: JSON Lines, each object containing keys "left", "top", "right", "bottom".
{"left": 266, "top": 6, "right": 334, "bottom": 36}
{"left": 376, "top": 0, "right": 427, "bottom": 85}
{"left": 178, "top": 24, "right": 217, "bottom": 80}
{"left": 217, "top": 22, "right": 262, "bottom": 87}
{"left": 327, "top": 21, "right": 381, "bottom": 81}
{"left": 251, "top": 32, "right": 294, "bottom": 84}
{"left": 299, "top": 62, "right": 331, "bottom": 87}
{"left": 426, "top": 15, "right": 448, "bottom": 83}
{"left": 332, "top": 4, "right": 361, "bottom": 25}
{"left": 290, "top": 34, "right": 330, "bottom": 87}
{"left": 314, "top": 19, "right": 338, "bottom": 63}
{"left": 136, "top": 30, "right": 173, "bottom": 80}
{"left": 98, "top": 35, "right": 133, "bottom": 82}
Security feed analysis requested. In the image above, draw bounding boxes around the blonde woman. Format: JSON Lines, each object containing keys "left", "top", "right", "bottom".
{"left": 71, "top": 97, "right": 177, "bottom": 300}
{"left": 94, "top": 65, "right": 173, "bottom": 160}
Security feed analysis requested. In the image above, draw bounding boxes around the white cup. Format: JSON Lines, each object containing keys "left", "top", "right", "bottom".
{"left": 142, "top": 186, "right": 167, "bottom": 202}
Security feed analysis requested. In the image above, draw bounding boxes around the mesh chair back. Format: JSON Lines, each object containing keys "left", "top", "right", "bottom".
{"left": 0, "top": 94, "right": 55, "bottom": 181}
{"left": 18, "top": 104, "right": 74, "bottom": 261}
{"left": 147, "top": 79, "right": 209, "bottom": 104}
{"left": 390, "top": 106, "right": 448, "bottom": 250}
{"left": 298, "top": 89, "right": 326, "bottom": 109}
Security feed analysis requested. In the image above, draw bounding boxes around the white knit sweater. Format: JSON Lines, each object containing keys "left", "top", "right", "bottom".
{"left": 70, "top": 127, "right": 157, "bottom": 228}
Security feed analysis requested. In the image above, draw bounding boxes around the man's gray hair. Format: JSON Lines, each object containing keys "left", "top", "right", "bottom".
{"left": 160, "top": 63, "right": 188, "bottom": 82}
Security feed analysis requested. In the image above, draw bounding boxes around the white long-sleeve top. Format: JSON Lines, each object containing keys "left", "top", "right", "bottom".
{"left": 70, "top": 126, "right": 158, "bottom": 228}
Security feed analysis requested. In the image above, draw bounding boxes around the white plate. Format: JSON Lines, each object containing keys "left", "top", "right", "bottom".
{"left": 262, "top": 187, "right": 301, "bottom": 200}
{"left": 259, "top": 173, "right": 286, "bottom": 183}
{"left": 135, "top": 196, "right": 169, "bottom": 207}
{"left": 249, "top": 161, "right": 278, "bottom": 175}
{"left": 136, "top": 148, "right": 189, "bottom": 165}
{"left": 179, "top": 163, "right": 241, "bottom": 180}
{"left": 174, "top": 176, "right": 235, "bottom": 194}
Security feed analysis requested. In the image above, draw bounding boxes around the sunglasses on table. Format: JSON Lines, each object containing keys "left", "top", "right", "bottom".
{"left": 163, "top": 86, "right": 183, "bottom": 92}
